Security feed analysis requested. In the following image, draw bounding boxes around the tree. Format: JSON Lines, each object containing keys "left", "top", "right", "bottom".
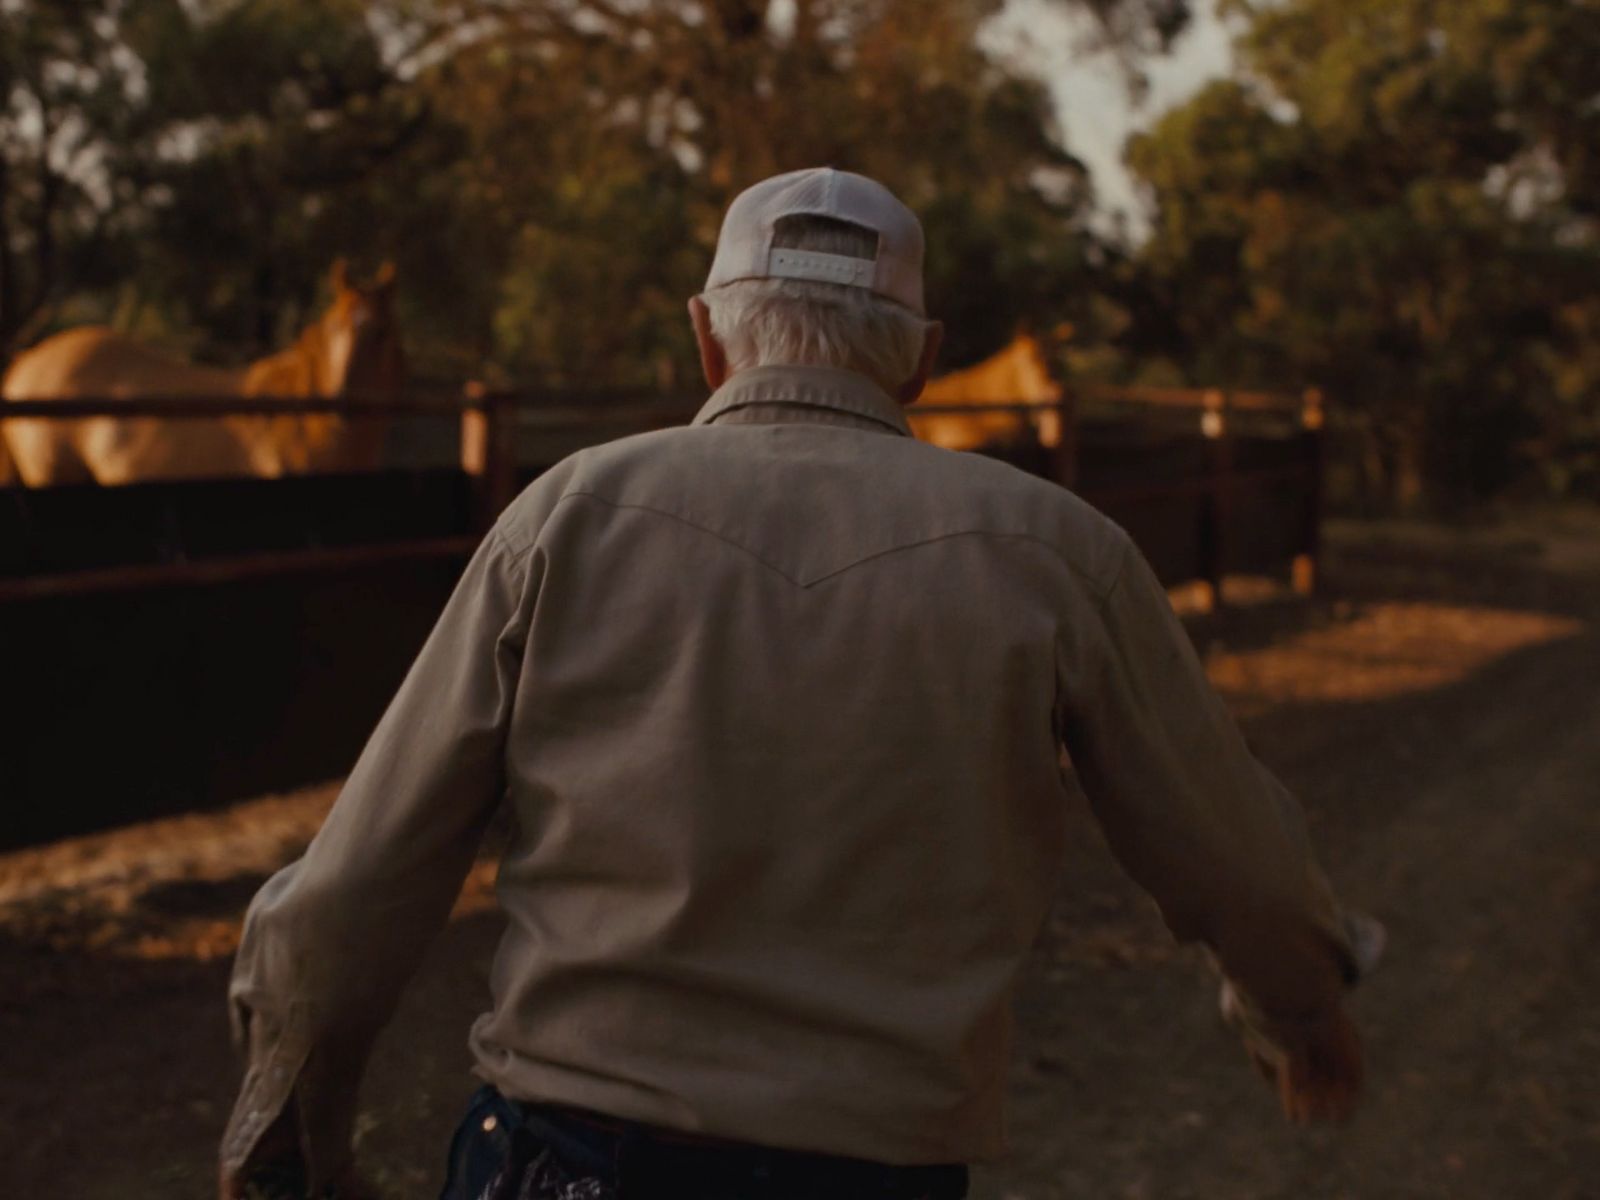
{"left": 0, "top": 0, "right": 442, "bottom": 369}
{"left": 398, "top": 0, "right": 1194, "bottom": 384}
{"left": 116, "top": 0, "right": 434, "bottom": 358}
{"left": 0, "top": 0, "right": 140, "bottom": 357}
{"left": 5, "top": 0, "right": 1195, "bottom": 387}
{"left": 1127, "top": 0, "right": 1600, "bottom": 505}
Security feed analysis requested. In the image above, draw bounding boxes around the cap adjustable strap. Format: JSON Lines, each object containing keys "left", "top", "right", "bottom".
{"left": 766, "top": 248, "right": 875, "bottom": 288}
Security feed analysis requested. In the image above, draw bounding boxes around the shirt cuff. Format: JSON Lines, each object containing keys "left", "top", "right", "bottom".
{"left": 221, "top": 999, "right": 314, "bottom": 1180}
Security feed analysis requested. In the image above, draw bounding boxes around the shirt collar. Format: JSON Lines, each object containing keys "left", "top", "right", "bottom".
{"left": 692, "top": 365, "right": 913, "bottom": 437}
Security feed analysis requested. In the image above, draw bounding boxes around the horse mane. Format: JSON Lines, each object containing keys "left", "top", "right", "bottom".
{"left": 243, "top": 319, "right": 330, "bottom": 398}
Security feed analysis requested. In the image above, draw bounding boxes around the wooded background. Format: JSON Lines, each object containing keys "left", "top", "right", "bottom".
{"left": 3, "top": 0, "right": 1596, "bottom": 507}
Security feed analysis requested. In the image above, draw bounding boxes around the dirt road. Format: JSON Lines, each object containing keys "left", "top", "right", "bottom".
{"left": 3, "top": 514, "right": 1598, "bottom": 1198}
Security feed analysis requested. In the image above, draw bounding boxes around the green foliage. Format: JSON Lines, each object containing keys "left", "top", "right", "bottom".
{"left": 116, "top": 0, "right": 432, "bottom": 357}
{"left": 3, "top": 0, "right": 1186, "bottom": 385}
{"left": 0, "top": 0, "right": 143, "bottom": 353}
{"left": 1130, "top": 0, "right": 1600, "bottom": 506}
{"left": 417, "top": 0, "right": 1109, "bottom": 382}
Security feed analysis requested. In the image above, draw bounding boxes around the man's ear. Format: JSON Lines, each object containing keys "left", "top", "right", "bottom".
{"left": 688, "top": 295, "right": 730, "bottom": 391}
{"left": 896, "top": 320, "right": 945, "bottom": 406}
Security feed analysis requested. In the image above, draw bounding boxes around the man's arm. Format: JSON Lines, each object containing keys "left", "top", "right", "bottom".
{"left": 1056, "top": 537, "right": 1367, "bottom": 1120}
{"left": 220, "top": 526, "right": 536, "bottom": 1195}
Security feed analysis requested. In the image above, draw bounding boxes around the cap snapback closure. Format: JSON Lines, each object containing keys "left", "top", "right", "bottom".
{"left": 766, "top": 248, "right": 876, "bottom": 288}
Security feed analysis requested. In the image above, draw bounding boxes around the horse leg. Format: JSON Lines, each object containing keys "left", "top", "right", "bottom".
{"left": 6, "top": 418, "right": 98, "bottom": 486}
{"left": 78, "top": 417, "right": 160, "bottom": 486}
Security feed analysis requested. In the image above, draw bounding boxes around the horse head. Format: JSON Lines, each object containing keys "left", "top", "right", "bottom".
{"left": 913, "top": 331, "right": 1065, "bottom": 456}
{"left": 244, "top": 259, "right": 407, "bottom": 474}
{"left": 317, "top": 258, "right": 405, "bottom": 399}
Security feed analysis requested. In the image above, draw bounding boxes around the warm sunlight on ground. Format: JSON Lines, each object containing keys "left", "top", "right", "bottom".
{"left": 0, "top": 786, "right": 502, "bottom": 962}
{"left": 5, "top": 564, "right": 1585, "bottom": 967}
{"left": 1204, "top": 601, "right": 1585, "bottom": 717}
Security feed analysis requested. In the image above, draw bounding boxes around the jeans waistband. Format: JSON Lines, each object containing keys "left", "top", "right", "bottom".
{"left": 514, "top": 1097, "right": 969, "bottom": 1199}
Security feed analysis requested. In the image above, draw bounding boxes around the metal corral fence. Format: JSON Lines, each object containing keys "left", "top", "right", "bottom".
{"left": 0, "top": 383, "right": 1322, "bottom": 842}
{"left": 910, "top": 383, "right": 1325, "bottom": 604}
{"left": 0, "top": 382, "right": 1323, "bottom": 599}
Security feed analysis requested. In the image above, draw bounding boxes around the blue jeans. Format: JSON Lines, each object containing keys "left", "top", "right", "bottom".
{"left": 438, "top": 1086, "right": 969, "bottom": 1200}
{"left": 439, "top": 1086, "right": 528, "bottom": 1200}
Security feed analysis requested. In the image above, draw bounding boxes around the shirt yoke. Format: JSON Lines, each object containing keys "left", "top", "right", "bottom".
{"left": 495, "top": 424, "right": 1130, "bottom": 597}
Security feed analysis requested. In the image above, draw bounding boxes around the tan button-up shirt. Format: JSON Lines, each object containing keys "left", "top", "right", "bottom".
{"left": 224, "top": 365, "right": 1357, "bottom": 1189}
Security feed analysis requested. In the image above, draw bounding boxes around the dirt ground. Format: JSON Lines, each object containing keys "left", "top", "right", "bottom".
{"left": 4, "top": 510, "right": 1599, "bottom": 1199}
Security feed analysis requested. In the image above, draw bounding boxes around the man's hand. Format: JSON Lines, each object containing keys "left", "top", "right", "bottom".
{"left": 1244, "top": 1002, "right": 1364, "bottom": 1125}
{"left": 220, "top": 1105, "right": 302, "bottom": 1199}
{"left": 217, "top": 1101, "right": 379, "bottom": 1199}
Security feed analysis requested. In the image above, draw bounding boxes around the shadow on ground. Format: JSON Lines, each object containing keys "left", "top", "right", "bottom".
{"left": 4, "top": 517, "right": 1598, "bottom": 1198}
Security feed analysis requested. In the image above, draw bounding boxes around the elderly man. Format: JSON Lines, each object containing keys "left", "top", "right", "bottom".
{"left": 221, "top": 168, "right": 1370, "bottom": 1200}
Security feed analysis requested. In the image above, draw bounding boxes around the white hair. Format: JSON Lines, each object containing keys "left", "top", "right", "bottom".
{"left": 700, "top": 215, "right": 929, "bottom": 393}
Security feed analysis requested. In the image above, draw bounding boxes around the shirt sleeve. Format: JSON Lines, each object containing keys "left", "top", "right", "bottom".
{"left": 220, "top": 526, "right": 535, "bottom": 1191}
{"left": 1055, "top": 538, "right": 1359, "bottom": 1032}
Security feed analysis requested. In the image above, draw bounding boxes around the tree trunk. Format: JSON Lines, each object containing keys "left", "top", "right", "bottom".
{"left": 31, "top": 131, "right": 60, "bottom": 328}
{"left": 0, "top": 153, "right": 17, "bottom": 354}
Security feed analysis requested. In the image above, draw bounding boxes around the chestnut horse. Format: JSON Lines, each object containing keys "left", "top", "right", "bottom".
{"left": 2, "top": 260, "right": 404, "bottom": 486}
{"left": 910, "top": 333, "right": 1062, "bottom": 453}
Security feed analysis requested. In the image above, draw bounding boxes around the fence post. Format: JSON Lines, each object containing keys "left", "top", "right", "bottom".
{"left": 460, "top": 380, "right": 487, "bottom": 479}
{"left": 1051, "top": 383, "right": 1079, "bottom": 491}
{"left": 486, "top": 391, "right": 519, "bottom": 524}
{"left": 1293, "top": 387, "right": 1325, "bottom": 596}
{"left": 462, "top": 382, "right": 519, "bottom": 529}
{"left": 1197, "top": 388, "right": 1230, "bottom": 612}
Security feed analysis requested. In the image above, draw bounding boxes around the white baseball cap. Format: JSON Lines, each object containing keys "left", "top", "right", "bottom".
{"left": 704, "top": 167, "right": 926, "bottom": 316}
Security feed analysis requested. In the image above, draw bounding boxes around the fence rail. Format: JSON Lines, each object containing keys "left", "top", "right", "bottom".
{"left": 1, "top": 381, "right": 1324, "bottom": 604}
{"left": 0, "top": 536, "right": 479, "bottom": 602}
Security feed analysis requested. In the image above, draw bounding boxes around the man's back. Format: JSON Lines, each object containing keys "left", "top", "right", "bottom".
{"left": 220, "top": 169, "right": 1364, "bottom": 1200}
{"left": 474, "top": 364, "right": 1129, "bottom": 1162}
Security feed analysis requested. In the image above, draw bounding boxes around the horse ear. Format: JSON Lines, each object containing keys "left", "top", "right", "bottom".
{"left": 330, "top": 258, "right": 351, "bottom": 294}
{"left": 373, "top": 260, "right": 397, "bottom": 293}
